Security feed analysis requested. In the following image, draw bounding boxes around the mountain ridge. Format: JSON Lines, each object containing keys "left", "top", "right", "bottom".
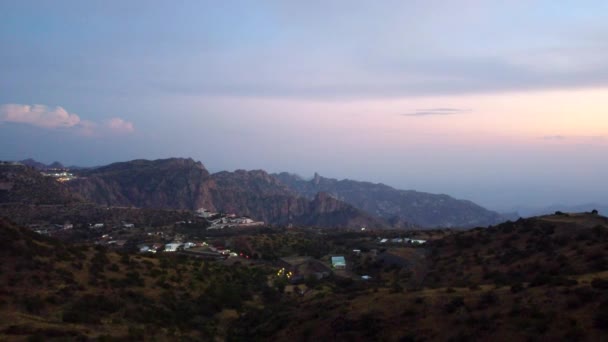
{"left": 274, "top": 172, "right": 504, "bottom": 227}
{"left": 62, "top": 158, "right": 388, "bottom": 229}
{"left": 7, "top": 158, "right": 504, "bottom": 229}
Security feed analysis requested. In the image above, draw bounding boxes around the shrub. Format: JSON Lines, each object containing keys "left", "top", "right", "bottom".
{"left": 445, "top": 297, "right": 465, "bottom": 314}
{"left": 591, "top": 278, "right": 608, "bottom": 290}
{"left": 478, "top": 291, "right": 499, "bottom": 309}
{"left": 594, "top": 300, "right": 608, "bottom": 330}
{"left": 21, "top": 295, "right": 45, "bottom": 314}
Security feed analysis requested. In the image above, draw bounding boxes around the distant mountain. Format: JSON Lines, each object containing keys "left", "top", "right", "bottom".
{"left": 8, "top": 157, "right": 506, "bottom": 228}
{"left": 513, "top": 203, "right": 608, "bottom": 218}
{"left": 68, "top": 158, "right": 214, "bottom": 210}
{"left": 19, "top": 158, "right": 65, "bottom": 170}
{"left": 0, "top": 163, "right": 80, "bottom": 205}
{"left": 66, "top": 158, "right": 387, "bottom": 229}
{"left": 274, "top": 172, "right": 504, "bottom": 228}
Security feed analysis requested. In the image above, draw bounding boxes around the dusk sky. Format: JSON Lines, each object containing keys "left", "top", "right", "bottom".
{"left": 1, "top": 1, "right": 607, "bottom": 211}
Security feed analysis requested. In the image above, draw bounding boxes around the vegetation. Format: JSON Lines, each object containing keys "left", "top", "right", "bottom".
{"left": 1, "top": 212, "right": 608, "bottom": 340}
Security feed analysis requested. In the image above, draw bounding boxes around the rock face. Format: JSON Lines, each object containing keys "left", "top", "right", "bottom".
{"left": 68, "top": 158, "right": 214, "bottom": 210}
{"left": 274, "top": 172, "right": 504, "bottom": 228}
{"left": 0, "top": 164, "right": 79, "bottom": 205}
{"left": 5, "top": 158, "right": 505, "bottom": 228}
{"left": 67, "top": 158, "right": 386, "bottom": 229}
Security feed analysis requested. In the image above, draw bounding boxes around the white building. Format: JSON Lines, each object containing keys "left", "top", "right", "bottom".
{"left": 164, "top": 243, "right": 182, "bottom": 252}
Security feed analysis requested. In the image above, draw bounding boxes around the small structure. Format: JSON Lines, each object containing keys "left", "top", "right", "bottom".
{"left": 180, "top": 246, "right": 225, "bottom": 260}
{"left": 331, "top": 256, "right": 346, "bottom": 269}
{"left": 410, "top": 239, "right": 427, "bottom": 245}
{"left": 183, "top": 242, "right": 196, "bottom": 249}
{"left": 278, "top": 256, "right": 332, "bottom": 283}
{"left": 92, "top": 223, "right": 104, "bottom": 229}
{"left": 123, "top": 222, "right": 135, "bottom": 228}
{"left": 164, "top": 243, "right": 182, "bottom": 252}
{"left": 196, "top": 208, "right": 217, "bottom": 218}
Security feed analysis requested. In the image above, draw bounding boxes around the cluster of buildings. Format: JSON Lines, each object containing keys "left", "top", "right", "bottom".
{"left": 139, "top": 241, "right": 200, "bottom": 253}
{"left": 197, "top": 208, "right": 264, "bottom": 230}
{"left": 89, "top": 222, "right": 135, "bottom": 229}
{"left": 378, "top": 237, "right": 427, "bottom": 245}
{"left": 30, "top": 222, "right": 73, "bottom": 235}
{"left": 41, "top": 170, "right": 77, "bottom": 182}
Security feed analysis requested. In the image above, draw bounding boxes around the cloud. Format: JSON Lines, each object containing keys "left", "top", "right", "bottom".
{"left": 0, "top": 104, "right": 134, "bottom": 136}
{"left": 0, "top": 104, "right": 81, "bottom": 128}
{"left": 541, "top": 135, "right": 567, "bottom": 141}
{"left": 541, "top": 135, "right": 607, "bottom": 142}
{"left": 402, "top": 108, "right": 470, "bottom": 117}
{"left": 105, "top": 117, "right": 135, "bottom": 134}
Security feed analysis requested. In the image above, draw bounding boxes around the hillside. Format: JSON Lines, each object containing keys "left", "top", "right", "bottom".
{"left": 425, "top": 211, "right": 608, "bottom": 288}
{"left": 66, "top": 158, "right": 387, "bottom": 229}
{"left": 2, "top": 213, "right": 608, "bottom": 341}
{"left": 0, "top": 217, "right": 273, "bottom": 340}
{"left": 0, "top": 163, "right": 80, "bottom": 205}
{"left": 254, "top": 212, "right": 608, "bottom": 341}
{"left": 274, "top": 172, "right": 504, "bottom": 228}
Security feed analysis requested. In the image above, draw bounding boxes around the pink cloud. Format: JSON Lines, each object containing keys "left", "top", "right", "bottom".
{"left": 105, "top": 117, "right": 135, "bottom": 134}
{"left": 0, "top": 104, "right": 81, "bottom": 128}
{"left": 0, "top": 103, "right": 135, "bottom": 136}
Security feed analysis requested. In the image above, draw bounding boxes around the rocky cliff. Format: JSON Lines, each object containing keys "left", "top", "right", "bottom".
{"left": 66, "top": 158, "right": 386, "bottom": 229}
{"left": 68, "top": 158, "right": 215, "bottom": 210}
{"left": 274, "top": 172, "right": 504, "bottom": 228}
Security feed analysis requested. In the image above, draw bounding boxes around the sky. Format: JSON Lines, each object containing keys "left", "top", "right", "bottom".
{"left": 1, "top": 0, "right": 607, "bottom": 211}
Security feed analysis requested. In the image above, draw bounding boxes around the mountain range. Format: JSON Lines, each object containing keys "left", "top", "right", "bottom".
{"left": 274, "top": 172, "right": 504, "bottom": 227}
{"left": 3, "top": 158, "right": 506, "bottom": 228}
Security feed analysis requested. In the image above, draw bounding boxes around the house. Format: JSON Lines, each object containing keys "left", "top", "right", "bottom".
{"left": 108, "top": 240, "right": 127, "bottom": 247}
{"left": 379, "top": 238, "right": 388, "bottom": 244}
{"left": 180, "top": 246, "right": 225, "bottom": 260}
{"left": 278, "top": 256, "right": 332, "bottom": 283}
{"left": 151, "top": 243, "right": 164, "bottom": 251}
{"left": 183, "top": 242, "right": 196, "bottom": 249}
{"left": 123, "top": 222, "right": 135, "bottom": 228}
{"left": 196, "top": 208, "right": 216, "bottom": 218}
{"left": 164, "top": 243, "right": 182, "bottom": 252}
{"left": 331, "top": 256, "right": 346, "bottom": 269}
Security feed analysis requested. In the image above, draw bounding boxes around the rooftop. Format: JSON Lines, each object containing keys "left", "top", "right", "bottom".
{"left": 331, "top": 256, "right": 346, "bottom": 267}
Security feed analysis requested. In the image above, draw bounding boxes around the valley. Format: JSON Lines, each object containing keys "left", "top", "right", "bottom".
{"left": 1, "top": 159, "right": 607, "bottom": 340}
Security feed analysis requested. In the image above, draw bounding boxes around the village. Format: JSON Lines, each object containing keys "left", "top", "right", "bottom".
{"left": 25, "top": 202, "right": 433, "bottom": 295}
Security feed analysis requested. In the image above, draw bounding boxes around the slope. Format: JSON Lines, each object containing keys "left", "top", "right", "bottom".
{"left": 274, "top": 172, "right": 504, "bottom": 228}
